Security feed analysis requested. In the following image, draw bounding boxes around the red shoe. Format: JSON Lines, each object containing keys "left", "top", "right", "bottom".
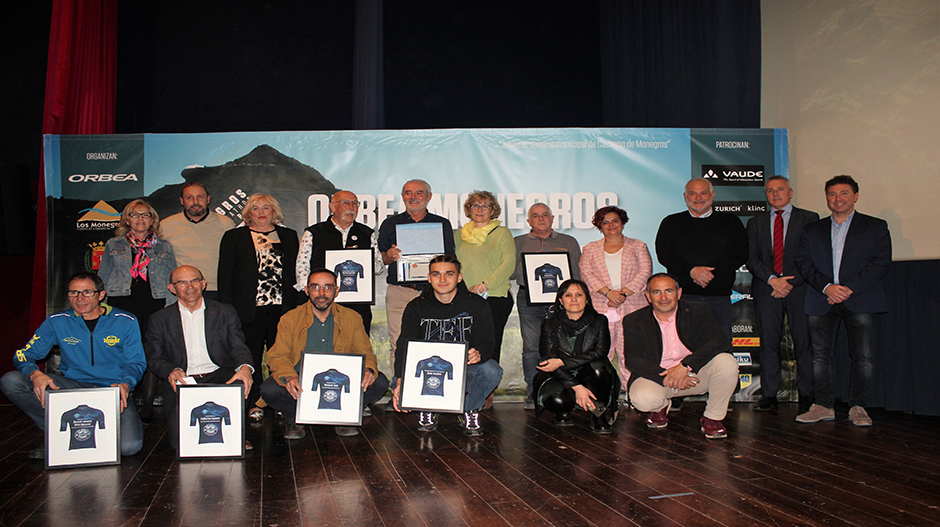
{"left": 700, "top": 416, "right": 727, "bottom": 439}
{"left": 645, "top": 407, "right": 669, "bottom": 429}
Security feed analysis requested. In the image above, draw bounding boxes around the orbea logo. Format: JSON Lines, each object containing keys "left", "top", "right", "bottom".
{"left": 68, "top": 173, "right": 139, "bottom": 183}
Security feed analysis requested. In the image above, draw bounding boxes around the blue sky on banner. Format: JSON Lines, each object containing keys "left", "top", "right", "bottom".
{"left": 142, "top": 128, "right": 695, "bottom": 262}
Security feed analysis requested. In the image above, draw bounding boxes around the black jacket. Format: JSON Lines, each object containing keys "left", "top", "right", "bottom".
{"left": 217, "top": 225, "right": 299, "bottom": 323}
{"left": 539, "top": 313, "right": 610, "bottom": 389}
{"left": 621, "top": 299, "right": 730, "bottom": 388}
{"left": 395, "top": 283, "right": 495, "bottom": 379}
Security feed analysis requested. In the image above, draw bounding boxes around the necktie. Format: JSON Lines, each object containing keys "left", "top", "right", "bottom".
{"left": 773, "top": 210, "right": 784, "bottom": 275}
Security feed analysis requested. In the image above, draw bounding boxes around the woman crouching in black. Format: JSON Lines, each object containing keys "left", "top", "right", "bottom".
{"left": 534, "top": 279, "right": 620, "bottom": 433}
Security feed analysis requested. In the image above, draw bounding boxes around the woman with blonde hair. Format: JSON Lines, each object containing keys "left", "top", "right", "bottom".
{"left": 219, "top": 193, "right": 299, "bottom": 421}
{"left": 455, "top": 190, "right": 515, "bottom": 408}
{"left": 98, "top": 199, "right": 177, "bottom": 421}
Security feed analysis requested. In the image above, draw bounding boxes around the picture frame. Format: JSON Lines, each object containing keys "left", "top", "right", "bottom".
{"left": 324, "top": 248, "right": 375, "bottom": 304}
{"left": 395, "top": 223, "right": 445, "bottom": 282}
{"left": 296, "top": 353, "right": 365, "bottom": 425}
{"left": 177, "top": 384, "right": 245, "bottom": 459}
{"left": 521, "top": 252, "right": 573, "bottom": 304}
{"left": 45, "top": 387, "right": 121, "bottom": 470}
{"left": 400, "top": 341, "right": 468, "bottom": 414}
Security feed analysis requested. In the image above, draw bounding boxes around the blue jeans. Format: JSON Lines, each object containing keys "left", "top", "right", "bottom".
{"left": 464, "top": 359, "right": 503, "bottom": 412}
{"left": 808, "top": 304, "right": 876, "bottom": 408}
{"left": 0, "top": 371, "right": 144, "bottom": 456}
{"left": 517, "top": 291, "right": 551, "bottom": 397}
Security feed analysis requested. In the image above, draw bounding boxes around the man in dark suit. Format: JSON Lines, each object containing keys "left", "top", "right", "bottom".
{"left": 747, "top": 176, "right": 819, "bottom": 412}
{"left": 794, "top": 175, "right": 891, "bottom": 427}
{"left": 147, "top": 265, "right": 255, "bottom": 449}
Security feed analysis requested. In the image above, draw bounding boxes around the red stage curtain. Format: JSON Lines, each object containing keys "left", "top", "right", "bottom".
{"left": 33, "top": 0, "right": 117, "bottom": 328}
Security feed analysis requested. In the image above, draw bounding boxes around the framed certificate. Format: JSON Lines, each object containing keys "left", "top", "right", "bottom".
{"left": 395, "top": 223, "right": 445, "bottom": 282}
{"left": 177, "top": 384, "right": 245, "bottom": 459}
{"left": 521, "top": 252, "right": 573, "bottom": 304}
{"left": 400, "top": 341, "right": 468, "bottom": 414}
{"left": 45, "top": 387, "right": 121, "bottom": 470}
{"left": 324, "top": 248, "right": 375, "bottom": 304}
{"left": 295, "top": 353, "right": 365, "bottom": 425}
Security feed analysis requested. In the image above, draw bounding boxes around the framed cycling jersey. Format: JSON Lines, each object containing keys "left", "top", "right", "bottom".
{"left": 400, "top": 341, "right": 468, "bottom": 414}
{"left": 324, "top": 248, "right": 375, "bottom": 304}
{"left": 296, "top": 352, "right": 365, "bottom": 426}
{"left": 45, "top": 387, "right": 121, "bottom": 469}
{"left": 521, "top": 252, "right": 574, "bottom": 304}
{"left": 177, "top": 384, "right": 245, "bottom": 459}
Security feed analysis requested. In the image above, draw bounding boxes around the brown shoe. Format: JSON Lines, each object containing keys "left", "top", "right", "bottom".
{"left": 848, "top": 406, "right": 872, "bottom": 427}
{"left": 795, "top": 404, "right": 835, "bottom": 423}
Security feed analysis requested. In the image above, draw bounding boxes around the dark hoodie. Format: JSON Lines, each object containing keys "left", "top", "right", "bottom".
{"left": 394, "top": 282, "right": 496, "bottom": 379}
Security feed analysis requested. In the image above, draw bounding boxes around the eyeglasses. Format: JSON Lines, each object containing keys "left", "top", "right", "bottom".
{"left": 128, "top": 212, "right": 152, "bottom": 219}
{"left": 307, "top": 284, "right": 337, "bottom": 292}
{"left": 331, "top": 200, "right": 360, "bottom": 208}
{"left": 470, "top": 203, "right": 491, "bottom": 210}
{"left": 172, "top": 278, "right": 203, "bottom": 287}
{"left": 67, "top": 289, "right": 101, "bottom": 298}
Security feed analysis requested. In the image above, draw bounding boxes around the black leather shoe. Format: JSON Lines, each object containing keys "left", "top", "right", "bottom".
{"left": 591, "top": 415, "right": 612, "bottom": 434}
{"left": 669, "top": 397, "right": 684, "bottom": 412}
{"left": 554, "top": 412, "right": 573, "bottom": 426}
{"left": 754, "top": 396, "right": 778, "bottom": 411}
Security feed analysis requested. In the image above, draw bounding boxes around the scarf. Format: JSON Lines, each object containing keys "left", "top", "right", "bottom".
{"left": 127, "top": 231, "right": 157, "bottom": 280}
{"left": 460, "top": 219, "right": 500, "bottom": 245}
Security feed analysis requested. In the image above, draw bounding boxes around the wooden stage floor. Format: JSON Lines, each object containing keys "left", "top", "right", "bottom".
{"left": 1, "top": 400, "right": 938, "bottom": 526}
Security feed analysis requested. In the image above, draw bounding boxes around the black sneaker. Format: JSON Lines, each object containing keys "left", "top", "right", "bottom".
{"left": 461, "top": 410, "right": 482, "bottom": 437}
{"left": 554, "top": 412, "right": 573, "bottom": 426}
{"left": 669, "top": 397, "right": 684, "bottom": 412}
{"left": 754, "top": 396, "right": 778, "bottom": 411}
{"left": 417, "top": 412, "right": 439, "bottom": 432}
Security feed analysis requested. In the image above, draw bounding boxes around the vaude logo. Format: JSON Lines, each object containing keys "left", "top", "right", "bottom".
{"left": 68, "top": 174, "right": 139, "bottom": 183}
{"left": 701, "top": 165, "right": 765, "bottom": 186}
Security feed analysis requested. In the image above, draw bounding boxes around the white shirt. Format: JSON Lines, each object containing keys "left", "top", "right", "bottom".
{"left": 178, "top": 301, "right": 218, "bottom": 376}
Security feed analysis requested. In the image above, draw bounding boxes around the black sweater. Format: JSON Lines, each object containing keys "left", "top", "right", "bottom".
{"left": 655, "top": 210, "right": 748, "bottom": 296}
{"left": 394, "top": 283, "right": 495, "bottom": 379}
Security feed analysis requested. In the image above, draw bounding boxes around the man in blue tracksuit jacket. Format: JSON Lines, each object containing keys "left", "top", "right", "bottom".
{"left": 1, "top": 272, "right": 147, "bottom": 458}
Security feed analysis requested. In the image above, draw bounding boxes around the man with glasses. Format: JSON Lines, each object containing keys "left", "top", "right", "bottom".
{"left": 146, "top": 265, "right": 255, "bottom": 451}
{"left": 378, "top": 180, "right": 456, "bottom": 383}
{"left": 1, "top": 272, "right": 147, "bottom": 459}
{"left": 295, "top": 190, "right": 384, "bottom": 334}
{"left": 261, "top": 269, "right": 389, "bottom": 438}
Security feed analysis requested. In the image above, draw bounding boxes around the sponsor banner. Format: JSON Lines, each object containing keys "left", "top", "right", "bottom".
{"left": 44, "top": 128, "right": 787, "bottom": 393}
{"left": 59, "top": 135, "right": 145, "bottom": 201}
{"left": 701, "top": 165, "right": 765, "bottom": 186}
{"left": 713, "top": 201, "right": 768, "bottom": 217}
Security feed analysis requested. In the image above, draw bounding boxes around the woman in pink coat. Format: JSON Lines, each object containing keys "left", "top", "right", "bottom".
{"left": 579, "top": 206, "right": 652, "bottom": 388}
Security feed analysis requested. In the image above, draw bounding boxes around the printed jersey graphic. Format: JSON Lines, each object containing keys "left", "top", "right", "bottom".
{"left": 60, "top": 404, "right": 106, "bottom": 450}
{"left": 415, "top": 355, "right": 454, "bottom": 397}
{"left": 420, "top": 312, "right": 473, "bottom": 342}
{"left": 534, "top": 263, "right": 564, "bottom": 294}
{"left": 334, "top": 260, "right": 365, "bottom": 292}
{"left": 312, "top": 368, "right": 351, "bottom": 409}
{"left": 190, "top": 402, "right": 232, "bottom": 444}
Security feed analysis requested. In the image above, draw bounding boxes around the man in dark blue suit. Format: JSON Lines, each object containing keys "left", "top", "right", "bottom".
{"left": 747, "top": 176, "right": 819, "bottom": 412}
{"left": 147, "top": 265, "right": 255, "bottom": 449}
{"left": 794, "top": 175, "right": 891, "bottom": 426}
